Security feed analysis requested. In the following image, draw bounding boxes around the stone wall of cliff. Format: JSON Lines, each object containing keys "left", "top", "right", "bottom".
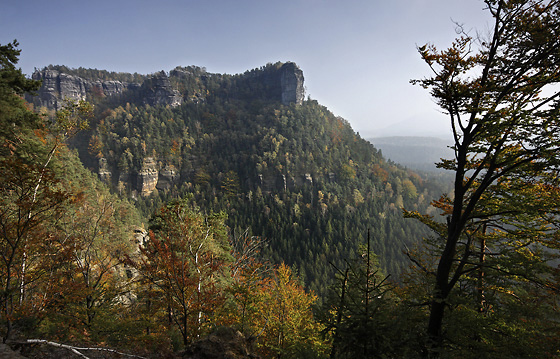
{"left": 279, "top": 62, "right": 305, "bottom": 105}
{"left": 28, "top": 62, "right": 304, "bottom": 111}
{"left": 28, "top": 68, "right": 182, "bottom": 110}
{"left": 28, "top": 69, "right": 139, "bottom": 109}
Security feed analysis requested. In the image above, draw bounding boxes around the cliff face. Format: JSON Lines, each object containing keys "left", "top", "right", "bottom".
{"left": 280, "top": 62, "right": 305, "bottom": 105}
{"left": 141, "top": 71, "right": 183, "bottom": 107}
{"left": 137, "top": 157, "right": 159, "bottom": 196}
{"left": 29, "top": 69, "right": 138, "bottom": 109}
{"left": 28, "top": 69, "right": 181, "bottom": 110}
{"left": 28, "top": 62, "right": 304, "bottom": 111}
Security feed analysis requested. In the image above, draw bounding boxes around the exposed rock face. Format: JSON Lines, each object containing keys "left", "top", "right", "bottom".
{"left": 28, "top": 68, "right": 181, "bottom": 110}
{"left": 182, "top": 327, "right": 259, "bottom": 359}
{"left": 142, "top": 70, "right": 183, "bottom": 107}
{"left": 29, "top": 69, "right": 135, "bottom": 109}
{"left": 242, "top": 62, "right": 305, "bottom": 105}
{"left": 257, "top": 172, "right": 317, "bottom": 192}
{"left": 137, "top": 157, "right": 159, "bottom": 196}
{"left": 157, "top": 164, "right": 179, "bottom": 191}
{"left": 98, "top": 157, "right": 112, "bottom": 184}
{"left": 29, "top": 62, "right": 303, "bottom": 111}
{"left": 280, "top": 62, "right": 305, "bottom": 105}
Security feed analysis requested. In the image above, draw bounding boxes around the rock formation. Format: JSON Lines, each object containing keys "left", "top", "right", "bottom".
{"left": 29, "top": 69, "right": 137, "bottom": 109}
{"left": 182, "top": 327, "right": 259, "bottom": 359}
{"left": 98, "top": 157, "right": 112, "bottom": 184}
{"left": 156, "top": 164, "right": 179, "bottom": 191}
{"left": 28, "top": 62, "right": 304, "bottom": 111}
{"left": 141, "top": 70, "right": 183, "bottom": 107}
{"left": 28, "top": 68, "right": 182, "bottom": 110}
{"left": 137, "top": 157, "right": 159, "bottom": 196}
{"left": 280, "top": 62, "right": 305, "bottom": 105}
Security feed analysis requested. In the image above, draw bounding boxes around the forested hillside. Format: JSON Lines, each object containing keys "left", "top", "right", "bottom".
{"left": 28, "top": 62, "right": 447, "bottom": 296}
{"left": 5, "top": 1, "right": 560, "bottom": 355}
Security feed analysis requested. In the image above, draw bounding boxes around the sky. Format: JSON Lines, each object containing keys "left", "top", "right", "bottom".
{"left": 1, "top": 0, "right": 493, "bottom": 139}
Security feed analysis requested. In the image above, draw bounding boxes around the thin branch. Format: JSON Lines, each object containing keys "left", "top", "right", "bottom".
{"left": 23, "top": 339, "right": 148, "bottom": 359}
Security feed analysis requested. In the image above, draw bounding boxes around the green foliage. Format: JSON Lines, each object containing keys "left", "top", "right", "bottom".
{"left": 0, "top": 40, "right": 41, "bottom": 137}
{"left": 319, "top": 235, "right": 426, "bottom": 358}
{"left": 44, "top": 149, "right": 140, "bottom": 337}
{"left": 409, "top": 0, "right": 560, "bottom": 356}
{"left": 0, "top": 41, "right": 146, "bottom": 348}
{"left": 126, "top": 198, "right": 232, "bottom": 347}
{"left": 68, "top": 71, "right": 443, "bottom": 299}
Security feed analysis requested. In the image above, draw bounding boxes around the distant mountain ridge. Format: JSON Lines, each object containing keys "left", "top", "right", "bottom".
{"left": 368, "top": 136, "right": 453, "bottom": 172}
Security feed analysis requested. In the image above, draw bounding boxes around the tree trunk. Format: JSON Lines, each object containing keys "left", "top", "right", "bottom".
{"left": 477, "top": 227, "right": 487, "bottom": 313}
{"left": 3, "top": 265, "right": 13, "bottom": 343}
{"left": 425, "top": 221, "right": 458, "bottom": 357}
{"left": 426, "top": 296, "right": 446, "bottom": 358}
{"left": 330, "top": 267, "right": 349, "bottom": 359}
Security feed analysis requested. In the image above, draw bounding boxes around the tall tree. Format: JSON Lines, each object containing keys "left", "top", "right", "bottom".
{"left": 0, "top": 40, "right": 58, "bottom": 341}
{"left": 319, "top": 233, "right": 406, "bottom": 359}
{"left": 0, "top": 40, "right": 41, "bottom": 135}
{"left": 125, "top": 199, "right": 231, "bottom": 347}
{"left": 253, "top": 263, "right": 327, "bottom": 359}
{"left": 408, "top": 1, "right": 560, "bottom": 356}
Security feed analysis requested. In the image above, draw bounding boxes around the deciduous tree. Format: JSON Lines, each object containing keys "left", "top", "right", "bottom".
{"left": 255, "top": 263, "right": 327, "bottom": 359}
{"left": 407, "top": 1, "right": 560, "bottom": 356}
{"left": 126, "top": 199, "right": 231, "bottom": 347}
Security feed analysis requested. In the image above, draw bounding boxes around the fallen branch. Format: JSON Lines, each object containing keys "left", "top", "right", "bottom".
{"left": 24, "top": 339, "right": 148, "bottom": 359}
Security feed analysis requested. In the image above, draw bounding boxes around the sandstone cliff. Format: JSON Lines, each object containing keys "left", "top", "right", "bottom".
{"left": 29, "top": 69, "right": 139, "bottom": 109}
{"left": 279, "top": 62, "right": 305, "bottom": 105}
{"left": 141, "top": 70, "right": 182, "bottom": 107}
{"left": 28, "top": 62, "right": 304, "bottom": 111}
{"left": 28, "top": 68, "right": 182, "bottom": 110}
{"left": 137, "top": 157, "right": 159, "bottom": 196}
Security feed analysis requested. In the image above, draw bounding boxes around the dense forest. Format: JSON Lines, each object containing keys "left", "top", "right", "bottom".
{"left": 34, "top": 60, "right": 447, "bottom": 296}
{"left": 2, "top": 1, "right": 560, "bottom": 358}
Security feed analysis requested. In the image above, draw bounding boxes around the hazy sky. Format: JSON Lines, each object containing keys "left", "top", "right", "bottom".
{"left": 1, "top": 0, "right": 493, "bottom": 138}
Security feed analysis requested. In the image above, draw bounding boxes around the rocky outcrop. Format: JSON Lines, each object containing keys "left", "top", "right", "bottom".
{"left": 29, "top": 69, "right": 137, "bottom": 110}
{"left": 256, "top": 172, "right": 319, "bottom": 192}
{"left": 98, "top": 157, "right": 112, "bottom": 184}
{"left": 241, "top": 62, "right": 305, "bottom": 105}
{"left": 156, "top": 164, "right": 179, "bottom": 191}
{"left": 182, "top": 327, "right": 259, "bottom": 359}
{"left": 29, "top": 62, "right": 303, "bottom": 110}
{"left": 280, "top": 62, "right": 305, "bottom": 105}
{"left": 28, "top": 68, "right": 182, "bottom": 110}
{"left": 137, "top": 157, "right": 159, "bottom": 196}
{"left": 142, "top": 71, "right": 183, "bottom": 107}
